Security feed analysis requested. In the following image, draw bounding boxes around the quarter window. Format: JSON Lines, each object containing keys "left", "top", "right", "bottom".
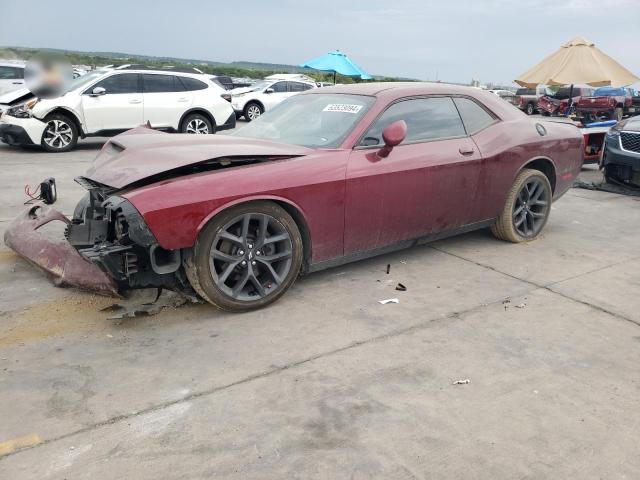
{"left": 453, "top": 97, "right": 497, "bottom": 134}
{"left": 143, "top": 74, "right": 184, "bottom": 93}
{"left": 92, "top": 74, "right": 140, "bottom": 94}
{"left": 178, "top": 76, "right": 208, "bottom": 91}
{"left": 360, "top": 97, "right": 465, "bottom": 146}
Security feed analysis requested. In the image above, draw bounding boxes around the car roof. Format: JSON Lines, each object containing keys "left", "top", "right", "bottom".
{"left": 304, "top": 82, "right": 525, "bottom": 120}
{"left": 0, "top": 62, "right": 25, "bottom": 68}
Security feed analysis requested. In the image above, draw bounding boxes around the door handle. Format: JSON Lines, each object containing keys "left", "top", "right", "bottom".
{"left": 12, "top": 81, "right": 23, "bottom": 84}
{"left": 129, "top": 99, "right": 142, "bottom": 104}
{"left": 177, "top": 97, "right": 189, "bottom": 102}
{"left": 459, "top": 147, "right": 475, "bottom": 156}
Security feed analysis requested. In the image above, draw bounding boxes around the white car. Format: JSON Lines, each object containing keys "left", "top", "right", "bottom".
{"left": 0, "top": 65, "right": 235, "bottom": 152}
{"left": 0, "top": 62, "right": 26, "bottom": 96}
{"left": 231, "top": 74, "right": 316, "bottom": 121}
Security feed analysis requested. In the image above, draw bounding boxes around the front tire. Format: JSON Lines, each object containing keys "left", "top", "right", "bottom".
{"left": 186, "top": 201, "right": 303, "bottom": 311}
{"left": 181, "top": 113, "right": 214, "bottom": 134}
{"left": 491, "top": 169, "right": 552, "bottom": 243}
{"left": 41, "top": 114, "right": 78, "bottom": 152}
{"left": 243, "top": 102, "right": 263, "bottom": 122}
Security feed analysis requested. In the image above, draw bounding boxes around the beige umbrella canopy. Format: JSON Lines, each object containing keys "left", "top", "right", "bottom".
{"left": 515, "top": 37, "right": 639, "bottom": 88}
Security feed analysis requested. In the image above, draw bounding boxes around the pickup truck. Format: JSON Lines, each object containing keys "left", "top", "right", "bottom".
{"left": 537, "top": 86, "right": 594, "bottom": 116}
{"left": 514, "top": 88, "right": 538, "bottom": 115}
{"left": 575, "top": 87, "right": 632, "bottom": 121}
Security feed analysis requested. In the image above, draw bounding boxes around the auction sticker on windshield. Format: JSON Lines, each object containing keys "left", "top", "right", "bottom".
{"left": 323, "top": 104, "right": 363, "bottom": 113}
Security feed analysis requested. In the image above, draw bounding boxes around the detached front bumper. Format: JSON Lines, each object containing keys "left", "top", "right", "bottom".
{"left": 3, "top": 202, "right": 119, "bottom": 295}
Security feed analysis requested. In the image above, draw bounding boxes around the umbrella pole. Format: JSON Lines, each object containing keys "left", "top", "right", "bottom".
{"left": 567, "top": 84, "right": 574, "bottom": 117}
{"left": 333, "top": 71, "right": 336, "bottom": 85}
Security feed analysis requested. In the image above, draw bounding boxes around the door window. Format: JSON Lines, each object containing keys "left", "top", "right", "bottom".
{"left": 0, "top": 66, "right": 23, "bottom": 79}
{"left": 142, "top": 74, "right": 184, "bottom": 93}
{"left": 360, "top": 97, "right": 466, "bottom": 146}
{"left": 90, "top": 73, "right": 140, "bottom": 94}
{"left": 270, "top": 81, "right": 288, "bottom": 93}
{"left": 453, "top": 97, "right": 497, "bottom": 134}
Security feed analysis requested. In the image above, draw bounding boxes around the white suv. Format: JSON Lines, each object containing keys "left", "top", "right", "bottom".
{"left": 0, "top": 65, "right": 235, "bottom": 152}
{"left": 231, "top": 74, "right": 316, "bottom": 121}
{"left": 0, "top": 62, "right": 26, "bottom": 96}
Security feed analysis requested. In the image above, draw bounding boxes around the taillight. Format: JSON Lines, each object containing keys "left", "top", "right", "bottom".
{"left": 221, "top": 93, "right": 231, "bottom": 102}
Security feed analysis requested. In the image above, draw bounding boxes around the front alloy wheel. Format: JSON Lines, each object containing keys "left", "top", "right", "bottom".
{"left": 491, "top": 168, "right": 552, "bottom": 243}
{"left": 244, "top": 102, "right": 263, "bottom": 121}
{"left": 41, "top": 114, "right": 78, "bottom": 152}
{"left": 186, "top": 202, "right": 303, "bottom": 311}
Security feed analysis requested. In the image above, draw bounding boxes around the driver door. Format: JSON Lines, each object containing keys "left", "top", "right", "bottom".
{"left": 81, "top": 73, "right": 143, "bottom": 133}
{"left": 344, "top": 96, "right": 482, "bottom": 254}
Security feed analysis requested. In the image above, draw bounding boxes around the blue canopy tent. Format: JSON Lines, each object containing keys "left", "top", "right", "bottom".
{"left": 300, "top": 50, "right": 372, "bottom": 84}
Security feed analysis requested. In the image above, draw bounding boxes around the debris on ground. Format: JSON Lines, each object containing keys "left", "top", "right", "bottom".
{"left": 395, "top": 283, "right": 407, "bottom": 291}
{"left": 452, "top": 379, "right": 471, "bottom": 385}
{"left": 378, "top": 298, "right": 399, "bottom": 305}
{"left": 515, "top": 303, "right": 527, "bottom": 309}
{"left": 574, "top": 179, "right": 640, "bottom": 197}
{"left": 386, "top": 264, "right": 391, "bottom": 274}
{"left": 102, "top": 288, "right": 202, "bottom": 319}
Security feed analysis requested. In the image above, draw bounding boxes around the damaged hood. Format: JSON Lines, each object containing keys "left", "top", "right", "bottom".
{"left": 85, "top": 128, "right": 312, "bottom": 189}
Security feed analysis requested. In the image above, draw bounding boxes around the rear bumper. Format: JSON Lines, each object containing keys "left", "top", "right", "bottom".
{"left": 217, "top": 111, "right": 236, "bottom": 131}
{"left": 3, "top": 202, "right": 119, "bottom": 295}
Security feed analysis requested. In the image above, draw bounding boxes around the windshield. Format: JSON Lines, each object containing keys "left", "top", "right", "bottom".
{"left": 232, "top": 93, "right": 375, "bottom": 148}
{"left": 67, "top": 70, "right": 107, "bottom": 93}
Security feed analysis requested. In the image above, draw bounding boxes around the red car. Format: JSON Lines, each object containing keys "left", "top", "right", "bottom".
{"left": 5, "top": 83, "right": 584, "bottom": 311}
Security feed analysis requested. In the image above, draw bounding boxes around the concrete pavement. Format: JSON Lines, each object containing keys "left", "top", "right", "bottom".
{"left": 1, "top": 138, "right": 639, "bottom": 479}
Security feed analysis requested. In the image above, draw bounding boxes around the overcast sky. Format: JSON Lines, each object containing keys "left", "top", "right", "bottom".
{"left": 1, "top": 0, "right": 639, "bottom": 85}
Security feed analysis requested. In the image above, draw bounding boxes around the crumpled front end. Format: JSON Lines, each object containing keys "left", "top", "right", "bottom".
{"left": 3, "top": 202, "right": 119, "bottom": 295}
{"left": 4, "top": 177, "right": 188, "bottom": 296}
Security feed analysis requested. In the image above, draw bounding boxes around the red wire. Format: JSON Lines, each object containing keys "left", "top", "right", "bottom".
{"left": 24, "top": 184, "right": 41, "bottom": 199}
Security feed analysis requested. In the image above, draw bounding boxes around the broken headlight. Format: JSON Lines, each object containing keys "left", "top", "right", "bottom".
{"left": 7, "top": 98, "right": 39, "bottom": 118}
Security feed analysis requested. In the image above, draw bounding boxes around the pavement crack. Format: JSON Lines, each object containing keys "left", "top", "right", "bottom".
{"left": 431, "top": 246, "right": 640, "bottom": 328}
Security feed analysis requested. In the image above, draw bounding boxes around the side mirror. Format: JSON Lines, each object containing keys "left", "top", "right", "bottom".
{"left": 91, "top": 86, "right": 106, "bottom": 96}
{"left": 264, "top": 88, "right": 274, "bottom": 94}
{"left": 378, "top": 120, "right": 407, "bottom": 158}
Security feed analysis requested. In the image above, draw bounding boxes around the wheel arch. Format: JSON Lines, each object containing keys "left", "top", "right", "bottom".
{"left": 244, "top": 99, "right": 265, "bottom": 113}
{"left": 196, "top": 196, "right": 313, "bottom": 273}
{"left": 178, "top": 108, "right": 216, "bottom": 132}
{"left": 43, "top": 107, "right": 85, "bottom": 137}
{"left": 521, "top": 157, "right": 557, "bottom": 193}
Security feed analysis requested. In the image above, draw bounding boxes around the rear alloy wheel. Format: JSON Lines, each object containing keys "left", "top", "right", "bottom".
{"left": 181, "top": 113, "right": 213, "bottom": 134}
{"left": 491, "top": 168, "right": 552, "bottom": 243}
{"left": 525, "top": 103, "right": 535, "bottom": 115}
{"left": 41, "top": 114, "right": 78, "bottom": 152}
{"left": 244, "top": 102, "right": 263, "bottom": 122}
{"left": 186, "top": 202, "right": 303, "bottom": 311}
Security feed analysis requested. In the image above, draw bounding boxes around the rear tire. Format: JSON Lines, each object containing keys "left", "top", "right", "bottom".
{"left": 181, "top": 113, "right": 214, "bottom": 134}
{"left": 187, "top": 201, "right": 303, "bottom": 311}
{"left": 41, "top": 114, "right": 78, "bottom": 152}
{"left": 525, "top": 103, "right": 535, "bottom": 115}
{"left": 491, "top": 169, "right": 552, "bottom": 243}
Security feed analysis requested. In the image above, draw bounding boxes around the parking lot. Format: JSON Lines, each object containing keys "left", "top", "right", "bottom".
{"left": 1, "top": 129, "right": 640, "bottom": 478}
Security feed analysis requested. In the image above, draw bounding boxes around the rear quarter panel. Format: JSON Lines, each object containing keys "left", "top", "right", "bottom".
{"left": 122, "top": 151, "right": 349, "bottom": 262}
{"left": 470, "top": 118, "right": 582, "bottom": 221}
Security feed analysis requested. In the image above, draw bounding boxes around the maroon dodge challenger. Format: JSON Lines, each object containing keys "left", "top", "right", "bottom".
{"left": 5, "top": 83, "right": 584, "bottom": 311}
